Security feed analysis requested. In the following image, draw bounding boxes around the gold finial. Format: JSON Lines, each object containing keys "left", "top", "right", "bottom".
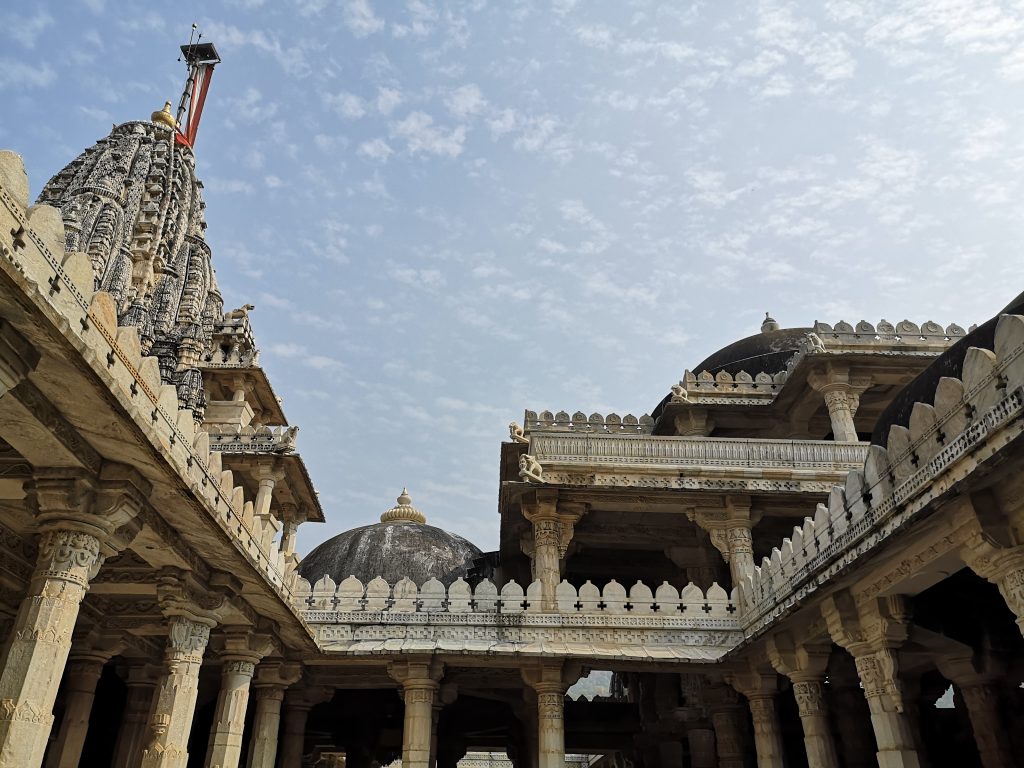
{"left": 151, "top": 101, "right": 177, "bottom": 130}
{"left": 380, "top": 488, "right": 426, "bottom": 525}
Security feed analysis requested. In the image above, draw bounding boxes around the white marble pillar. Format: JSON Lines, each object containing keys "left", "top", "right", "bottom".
{"left": 710, "top": 705, "right": 745, "bottom": 768}
{"left": 277, "top": 696, "right": 311, "bottom": 768}
{"left": 685, "top": 723, "right": 717, "bottom": 768}
{"left": 203, "top": 659, "right": 256, "bottom": 768}
{"left": 140, "top": 616, "right": 214, "bottom": 768}
{"left": 0, "top": 524, "right": 104, "bottom": 768}
{"left": 44, "top": 658, "right": 104, "bottom": 768}
{"left": 533, "top": 682, "right": 566, "bottom": 768}
{"left": 747, "top": 694, "right": 785, "bottom": 768}
{"left": 853, "top": 651, "right": 920, "bottom": 768}
{"left": 111, "top": 666, "right": 157, "bottom": 768}
{"left": 821, "top": 387, "right": 859, "bottom": 442}
{"left": 245, "top": 687, "right": 283, "bottom": 768}
{"left": 392, "top": 663, "right": 440, "bottom": 768}
{"left": 958, "top": 682, "right": 1013, "bottom": 768}
{"left": 521, "top": 495, "right": 585, "bottom": 611}
{"left": 792, "top": 679, "right": 840, "bottom": 768}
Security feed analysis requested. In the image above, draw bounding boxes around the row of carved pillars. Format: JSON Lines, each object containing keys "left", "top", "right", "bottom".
{"left": 0, "top": 466, "right": 309, "bottom": 768}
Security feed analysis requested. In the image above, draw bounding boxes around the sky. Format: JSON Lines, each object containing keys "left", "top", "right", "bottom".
{"left": 2, "top": 0, "right": 1023, "bottom": 554}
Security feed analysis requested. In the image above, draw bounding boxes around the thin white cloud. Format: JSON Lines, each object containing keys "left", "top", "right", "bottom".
{"left": 344, "top": 0, "right": 385, "bottom": 37}
{"left": 391, "top": 111, "right": 466, "bottom": 157}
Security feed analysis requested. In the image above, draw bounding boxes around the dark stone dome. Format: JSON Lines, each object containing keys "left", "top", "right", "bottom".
{"left": 298, "top": 491, "right": 482, "bottom": 586}
{"left": 692, "top": 327, "right": 811, "bottom": 377}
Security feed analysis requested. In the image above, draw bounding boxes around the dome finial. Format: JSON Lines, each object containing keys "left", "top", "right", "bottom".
{"left": 151, "top": 101, "right": 177, "bottom": 129}
{"left": 380, "top": 488, "right": 426, "bottom": 524}
{"left": 761, "top": 312, "right": 779, "bottom": 333}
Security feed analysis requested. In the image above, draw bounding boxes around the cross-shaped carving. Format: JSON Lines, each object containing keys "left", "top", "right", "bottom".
{"left": 573, "top": 600, "right": 583, "bottom": 612}
{"left": 624, "top": 601, "right": 634, "bottom": 612}
{"left": 9, "top": 226, "right": 26, "bottom": 251}
{"left": 47, "top": 273, "right": 61, "bottom": 295}
{"left": 520, "top": 598, "right": 530, "bottom": 611}
{"left": 106, "top": 350, "right": 116, "bottom": 367}
{"left": 701, "top": 603, "right": 712, "bottom": 613}
{"left": 651, "top": 602, "right": 661, "bottom": 612}
{"left": 597, "top": 600, "right": 607, "bottom": 611}
{"left": 129, "top": 380, "right": 138, "bottom": 396}
{"left": 725, "top": 603, "right": 737, "bottom": 614}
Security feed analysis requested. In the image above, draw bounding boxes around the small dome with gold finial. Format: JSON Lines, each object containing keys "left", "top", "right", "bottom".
{"left": 299, "top": 488, "right": 482, "bottom": 586}
{"left": 379, "top": 488, "right": 427, "bottom": 524}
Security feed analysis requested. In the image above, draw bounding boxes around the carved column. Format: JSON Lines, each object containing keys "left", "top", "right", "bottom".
{"left": 140, "top": 615, "right": 215, "bottom": 768}
{"left": 767, "top": 636, "right": 839, "bottom": 768}
{"left": 390, "top": 660, "right": 443, "bottom": 768}
{"left": 731, "top": 671, "right": 784, "bottom": 768}
{"left": 245, "top": 662, "right": 301, "bottom": 768}
{"left": 956, "top": 682, "right": 1013, "bottom": 768}
{"left": 44, "top": 657, "right": 105, "bottom": 768}
{"left": 823, "top": 593, "right": 919, "bottom": 768}
{"left": 0, "top": 469, "right": 143, "bottom": 768}
{"left": 696, "top": 497, "right": 756, "bottom": 590}
{"left": 808, "top": 365, "right": 867, "bottom": 442}
{"left": 522, "top": 662, "right": 575, "bottom": 768}
{"left": 828, "top": 667, "right": 874, "bottom": 768}
{"left": 0, "top": 320, "right": 39, "bottom": 398}
{"left": 707, "top": 687, "right": 745, "bottom": 768}
{"left": 111, "top": 665, "right": 158, "bottom": 768}
{"left": 521, "top": 493, "right": 586, "bottom": 611}
{"left": 685, "top": 722, "right": 716, "bottom": 768}
{"left": 277, "top": 693, "right": 313, "bottom": 768}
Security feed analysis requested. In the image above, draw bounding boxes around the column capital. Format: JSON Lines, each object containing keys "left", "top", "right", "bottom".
{"left": 766, "top": 632, "right": 832, "bottom": 681}
{"left": 727, "top": 668, "right": 778, "bottom": 701}
{"left": 822, "top": 590, "right": 909, "bottom": 656}
{"left": 217, "top": 627, "right": 277, "bottom": 664}
{"left": 521, "top": 660, "right": 579, "bottom": 695}
{"left": 254, "top": 660, "right": 303, "bottom": 690}
{"left": 389, "top": 658, "right": 444, "bottom": 688}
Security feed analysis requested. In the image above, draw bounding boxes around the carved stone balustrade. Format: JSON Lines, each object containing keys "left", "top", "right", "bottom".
{"left": 523, "top": 410, "right": 654, "bottom": 435}
{"left": 521, "top": 433, "right": 868, "bottom": 493}
{"left": 292, "top": 575, "right": 742, "bottom": 660}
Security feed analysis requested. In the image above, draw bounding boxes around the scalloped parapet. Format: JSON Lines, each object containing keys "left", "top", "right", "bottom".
{"left": 523, "top": 410, "right": 654, "bottom": 435}
{"left": 811, "top": 318, "right": 966, "bottom": 346}
{"left": 204, "top": 423, "right": 299, "bottom": 453}
{"left": 293, "top": 574, "right": 739, "bottom": 618}
{"left": 743, "top": 314, "right": 1024, "bottom": 629}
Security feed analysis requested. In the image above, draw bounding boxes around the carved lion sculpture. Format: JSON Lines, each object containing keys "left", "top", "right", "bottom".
{"left": 519, "top": 454, "right": 543, "bottom": 483}
{"left": 509, "top": 421, "right": 529, "bottom": 444}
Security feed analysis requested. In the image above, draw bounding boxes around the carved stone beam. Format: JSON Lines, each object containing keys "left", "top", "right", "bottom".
{"left": 0, "top": 320, "right": 39, "bottom": 398}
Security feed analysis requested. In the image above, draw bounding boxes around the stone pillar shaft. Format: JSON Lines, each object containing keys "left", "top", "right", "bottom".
{"left": 44, "top": 658, "right": 105, "bottom": 768}
{"left": 710, "top": 707, "right": 745, "bottom": 768}
{"left": 204, "top": 659, "right": 256, "bottom": 768}
{"left": 747, "top": 695, "right": 785, "bottom": 768}
{"left": 277, "top": 701, "right": 310, "bottom": 768}
{"left": 853, "top": 652, "right": 920, "bottom": 768}
{"left": 830, "top": 682, "right": 874, "bottom": 768}
{"left": 140, "top": 616, "right": 213, "bottom": 768}
{"left": 793, "top": 680, "right": 840, "bottom": 768}
{"left": 245, "top": 687, "right": 284, "bottom": 768}
{"left": 725, "top": 525, "right": 755, "bottom": 586}
{"left": 0, "top": 526, "right": 103, "bottom": 768}
{"left": 534, "top": 684, "right": 565, "bottom": 768}
{"left": 822, "top": 387, "right": 859, "bottom": 442}
{"left": 532, "top": 517, "right": 561, "bottom": 611}
{"left": 686, "top": 725, "right": 716, "bottom": 768}
{"left": 111, "top": 671, "right": 156, "bottom": 768}
{"left": 959, "top": 683, "right": 1013, "bottom": 768}
{"left": 401, "top": 680, "right": 437, "bottom": 768}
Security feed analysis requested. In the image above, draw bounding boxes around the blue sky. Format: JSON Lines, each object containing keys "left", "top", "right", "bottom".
{"left": 3, "top": 1, "right": 1023, "bottom": 553}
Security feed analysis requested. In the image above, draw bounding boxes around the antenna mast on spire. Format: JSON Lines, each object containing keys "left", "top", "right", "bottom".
{"left": 174, "top": 24, "right": 221, "bottom": 149}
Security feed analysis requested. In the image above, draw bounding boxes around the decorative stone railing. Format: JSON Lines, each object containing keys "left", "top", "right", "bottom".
{"left": 523, "top": 410, "right": 654, "bottom": 435}
{"left": 742, "top": 314, "right": 1024, "bottom": 635}
{"left": 205, "top": 424, "right": 299, "bottom": 453}
{"left": 671, "top": 369, "right": 785, "bottom": 403}
{"left": 293, "top": 575, "right": 742, "bottom": 660}
{"left": 0, "top": 152, "right": 298, "bottom": 605}
{"left": 530, "top": 433, "right": 869, "bottom": 468}
{"left": 812, "top": 318, "right": 967, "bottom": 346}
